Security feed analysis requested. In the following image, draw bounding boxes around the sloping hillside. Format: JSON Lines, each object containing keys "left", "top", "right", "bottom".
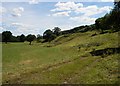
{"left": 3, "top": 31, "right": 119, "bottom": 84}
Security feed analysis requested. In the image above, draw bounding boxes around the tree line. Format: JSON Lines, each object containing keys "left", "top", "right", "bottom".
{"left": 1, "top": 27, "right": 61, "bottom": 45}
{"left": 1, "top": 31, "right": 36, "bottom": 45}
{"left": 95, "top": 1, "right": 120, "bottom": 33}
{"left": 1, "top": 1, "right": 120, "bottom": 44}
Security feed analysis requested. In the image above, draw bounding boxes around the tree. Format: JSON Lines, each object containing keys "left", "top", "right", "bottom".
{"left": 114, "top": 0, "right": 120, "bottom": 11}
{"left": 36, "top": 34, "right": 43, "bottom": 42}
{"left": 94, "top": 1, "right": 120, "bottom": 33}
{"left": 52, "top": 27, "right": 61, "bottom": 36}
{"left": 95, "top": 15, "right": 110, "bottom": 33}
{"left": 2, "top": 31, "right": 12, "bottom": 44}
{"left": 95, "top": 18, "right": 102, "bottom": 33}
{"left": 26, "top": 34, "right": 36, "bottom": 45}
{"left": 20, "top": 34, "right": 26, "bottom": 42}
{"left": 106, "top": 1, "right": 120, "bottom": 31}
{"left": 43, "top": 29, "right": 56, "bottom": 42}
{"left": 113, "top": 1, "right": 120, "bottom": 30}
{"left": 10, "top": 36, "right": 19, "bottom": 42}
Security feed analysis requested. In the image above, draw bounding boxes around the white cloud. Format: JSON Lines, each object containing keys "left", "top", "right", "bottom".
{"left": 70, "top": 16, "right": 96, "bottom": 25}
{"left": 11, "top": 7, "right": 24, "bottom": 17}
{"left": 70, "top": 5, "right": 112, "bottom": 25}
{"left": 51, "top": 2, "right": 83, "bottom": 12}
{"left": 29, "top": 0, "right": 39, "bottom": 4}
{"left": 52, "top": 11, "right": 71, "bottom": 17}
{"left": 47, "top": 1, "right": 114, "bottom": 30}
{"left": 51, "top": 2, "right": 113, "bottom": 18}
{"left": 50, "top": 1, "right": 113, "bottom": 25}
{"left": 75, "top": 5, "right": 113, "bottom": 16}
{"left": 0, "top": 6, "right": 7, "bottom": 15}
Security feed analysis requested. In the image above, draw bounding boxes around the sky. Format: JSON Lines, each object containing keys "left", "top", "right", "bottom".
{"left": 0, "top": 0, "right": 114, "bottom": 36}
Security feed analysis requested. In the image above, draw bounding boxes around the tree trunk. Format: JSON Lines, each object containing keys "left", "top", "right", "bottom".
{"left": 29, "top": 41, "right": 31, "bottom": 45}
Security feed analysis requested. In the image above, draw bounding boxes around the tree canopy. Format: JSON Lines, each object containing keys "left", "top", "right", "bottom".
{"left": 43, "top": 29, "right": 56, "bottom": 42}
{"left": 20, "top": 34, "right": 26, "bottom": 42}
{"left": 52, "top": 27, "right": 61, "bottom": 36}
{"left": 95, "top": 1, "right": 120, "bottom": 33}
{"left": 26, "top": 34, "right": 36, "bottom": 45}
{"left": 2, "top": 31, "right": 12, "bottom": 44}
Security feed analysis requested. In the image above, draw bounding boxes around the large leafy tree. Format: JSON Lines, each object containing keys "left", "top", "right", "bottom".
{"left": 52, "top": 27, "right": 61, "bottom": 36}
{"left": 2, "top": 31, "right": 12, "bottom": 44}
{"left": 95, "top": 17, "right": 106, "bottom": 33}
{"left": 43, "top": 29, "right": 56, "bottom": 42}
{"left": 95, "top": 14, "right": 111, "bottom": 33}
{"left": 113, "top": 0, "right": 120, "bottom": 30}
{"left": 26, "top": 34, "right": 36, "bottom": 45}
{"left": 20, "top": 34, "right": 26, "bottom": 42}
{"left": 107, "top": 0, "right": 120, "bottom": 31}
{"left": 95, "top": 1, "right": 120, "bottom": 32}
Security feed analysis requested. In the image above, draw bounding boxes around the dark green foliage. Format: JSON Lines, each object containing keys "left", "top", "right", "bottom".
{"left": 36, "top": 34, "right": 43, "bottom": 43}
{"left": 109, "top": 1, "right": 120, "bottom": 31}
{"left": 95, "top": 1, "right": 120, "bottom": 33}
{"left": 61, "top": 25, "right": 91, "bottom": 35}
{"left": 95, "top": 14, "right": 111, "bottom": 33}
{"left": 90, "top": 24, "right": 96, "bottom": 30}
{"left": 43, "top": 29, "right": 56, "bottom": 42}
{"left": 43, "top": 27, "right": 61, "bottom": 43}
{"left": 26, "top": 34, "right": 36, "bottom": 45}
{"left": 2, "top": 31, "right": 24, "bottom": 43}
{"left": 10, "top": 36, "right": 20, "bottom": 42}
{"left": 20, "top": 34, "right": 26, "bottom": 42}
{"left": 52, "top": 27, "right": 61, "bottom": 36}
{"left": 2, "top": 31, "right": 12, "bottom": 44}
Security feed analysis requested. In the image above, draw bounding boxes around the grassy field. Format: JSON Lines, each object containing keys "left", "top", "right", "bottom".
{"left": 2, "top": 31, "right": 119, "bottom": 84}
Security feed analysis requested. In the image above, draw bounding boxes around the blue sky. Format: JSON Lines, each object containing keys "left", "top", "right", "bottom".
{"left": 0, "top": 0, "right": 114, "bottom": 36}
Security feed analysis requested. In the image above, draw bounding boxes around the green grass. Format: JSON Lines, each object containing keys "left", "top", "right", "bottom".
{"left": 2, "top": 31, "right": 119, "bottom": 84}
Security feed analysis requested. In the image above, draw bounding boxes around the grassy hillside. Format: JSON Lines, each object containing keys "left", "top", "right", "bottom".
{"left": 2, "top": 31, "right": 119, "bottom": 84}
